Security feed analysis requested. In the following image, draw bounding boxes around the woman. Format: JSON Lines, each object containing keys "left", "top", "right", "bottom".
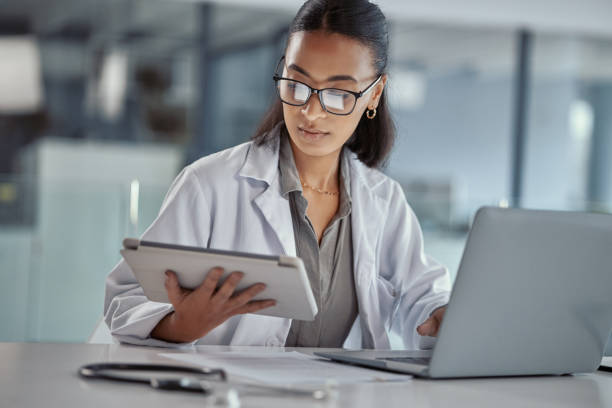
{"left": 104, "top": 0, "right": 450, "bottom": 349}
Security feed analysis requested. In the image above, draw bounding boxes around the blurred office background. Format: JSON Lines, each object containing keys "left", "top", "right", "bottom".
{"left": 0, "top": 0, "right": 611, "bottom": 351}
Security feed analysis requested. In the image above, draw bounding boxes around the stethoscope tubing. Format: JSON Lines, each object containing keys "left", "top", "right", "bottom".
{"left": 78, "top": 362, "right": 226, "bottom": 393}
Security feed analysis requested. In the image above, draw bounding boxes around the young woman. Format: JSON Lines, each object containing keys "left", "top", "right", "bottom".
{"left": 104, "top": 0, "right": 450, "bottom": 349}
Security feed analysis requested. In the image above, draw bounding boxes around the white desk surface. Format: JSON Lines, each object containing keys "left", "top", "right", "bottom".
{"left": 2, "top": 342, "right": 611, "bottom": 408}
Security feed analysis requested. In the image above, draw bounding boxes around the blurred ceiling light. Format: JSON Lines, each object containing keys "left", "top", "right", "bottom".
{"left": 98, "top": 49, "right": 128, "bottom": 121}
{"left": 389, "top": 69, "right": 427, "bottom": 111}
{"left": 0, "top": 35, "right": 44, "bottom": 113}
{"left": 569, "top": 99, "right": 594, "bottom": 143}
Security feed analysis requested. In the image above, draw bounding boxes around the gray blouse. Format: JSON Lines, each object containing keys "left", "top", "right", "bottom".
{"left": 278, "top": 133, "right": 358, "bottom": 347}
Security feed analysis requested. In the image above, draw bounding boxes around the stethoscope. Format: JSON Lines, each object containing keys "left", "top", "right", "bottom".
{"left": 78, "top": 362, "right": 332, "bottom": 400}
{"left": 78, "top": 363, "right": 226, "bottom": 394}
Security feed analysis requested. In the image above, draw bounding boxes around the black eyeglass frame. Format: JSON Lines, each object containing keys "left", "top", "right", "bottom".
{"left": 272, "top": 56, "right": 382, "bottom": 116}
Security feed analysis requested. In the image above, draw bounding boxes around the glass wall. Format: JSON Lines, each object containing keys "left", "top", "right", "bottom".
{"left": 524, "top": 34, "right": 612, "bottom": 213}
{"left": 385, "top": 24, "right": 516, "bottom": 279}
{"left": 0, "top": 0, "right": 292, "bottom": 342}
{"left": 0, "top": 0, "right": 610, "bottom": 351}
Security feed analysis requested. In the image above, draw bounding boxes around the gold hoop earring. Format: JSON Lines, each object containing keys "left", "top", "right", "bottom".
{"left": 366, "top": 107, "right": 377, "bottom": 119}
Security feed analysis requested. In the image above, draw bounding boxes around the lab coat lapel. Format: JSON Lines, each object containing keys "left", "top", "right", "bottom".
{"left": 253, "top": 186, "right": 296, "bottom": 257}
{"left": 233, "top": 130, "right": 295, "bottom": 345}
{"left": 237, "top": 129, "right": 296, "bottom": 257}
{"left": 232, "top": 182, "right": 295, "bottom": 345}
{"left": 349, "top": 155, "right": 389, "bottom": 349}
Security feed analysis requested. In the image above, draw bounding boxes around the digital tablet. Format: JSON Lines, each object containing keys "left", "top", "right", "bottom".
{"left": 120, "top": 238, "right": 318, "bottom": 321}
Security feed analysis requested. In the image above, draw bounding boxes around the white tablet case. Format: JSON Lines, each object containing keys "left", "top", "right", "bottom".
{"left": 120, "top": 239, "right": 318, "bottom": 321}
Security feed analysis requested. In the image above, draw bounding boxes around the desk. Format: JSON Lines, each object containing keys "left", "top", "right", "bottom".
{"left": 2, "top": 343, "right": 611, "bottom": 407}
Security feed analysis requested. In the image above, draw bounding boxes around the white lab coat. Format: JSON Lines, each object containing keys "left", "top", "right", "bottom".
{"left": 104, "top": 134, "right": 451, "bottom": 349}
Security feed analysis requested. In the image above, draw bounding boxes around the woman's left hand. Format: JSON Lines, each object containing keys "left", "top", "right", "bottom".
{"left": 416, "top": 306, "right": 446, "bottom": 337}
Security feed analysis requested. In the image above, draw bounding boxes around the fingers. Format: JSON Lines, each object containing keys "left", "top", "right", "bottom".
{"left": 417, "top": 316, "right": 439, "bottom": 337}
{"left": 417, "top": 306, "right": 446, "bottom": 337}
{"left": 168, "top": 267, "right": 273, "bottom": 320}
{"left": 193, "top": 267, "right": 225, "bottom": 298}
{"left": 230, "top": 299, "right": 276, "bottom": 316}
{"left": 225, "top": 283, "right": 267, "bottom": 311}
{"left": 212, "top": 271, "right": 245, "bottom": 303}
{"left": 431, "top": 307, "right": 446, "bottom": 320}
{"left": 164, "top": 270, "right": 189, "bottom": 307}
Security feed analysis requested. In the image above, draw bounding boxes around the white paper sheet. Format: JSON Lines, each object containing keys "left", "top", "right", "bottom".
{"left": 160, "top": 351, "right": 412, "bottom": 385}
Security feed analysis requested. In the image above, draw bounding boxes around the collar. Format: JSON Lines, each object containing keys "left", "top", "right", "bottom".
{"left": 238, "top": 122, "right": 386, "bottom": 195}
{"left": 278, "top": 128, "right": 353, "bottom": 203}
{"left": 237, "top": 123, "right": 283, "bottom": 186}
{"left": 278, "top": 130, "right": 302, "bottom": 197}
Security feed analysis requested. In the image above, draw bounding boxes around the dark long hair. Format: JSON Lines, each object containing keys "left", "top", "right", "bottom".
{"left": 251, "top": 0, "right": 395, "bottom": 168}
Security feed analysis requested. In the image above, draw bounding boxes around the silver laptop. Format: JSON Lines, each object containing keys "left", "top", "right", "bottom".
{"left": 315, "top": 207, "right": 612, "bottom": 378}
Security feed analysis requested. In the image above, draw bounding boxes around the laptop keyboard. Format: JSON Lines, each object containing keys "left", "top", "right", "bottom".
{"left": 378, "top": 357, "right": 431, "bottom": 366}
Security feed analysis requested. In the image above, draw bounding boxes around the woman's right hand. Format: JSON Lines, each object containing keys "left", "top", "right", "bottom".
{"left": 151, "top": 267, "right": 276, "bottom": 343}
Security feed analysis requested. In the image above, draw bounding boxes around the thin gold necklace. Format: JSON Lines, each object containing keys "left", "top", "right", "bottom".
{"left": 300, "top": 180, "right": 339, "bottom": 196}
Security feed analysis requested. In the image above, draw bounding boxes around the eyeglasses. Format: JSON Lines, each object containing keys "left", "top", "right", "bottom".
{"left": 273, "top": 56, "right": 382, "bottom": 116}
